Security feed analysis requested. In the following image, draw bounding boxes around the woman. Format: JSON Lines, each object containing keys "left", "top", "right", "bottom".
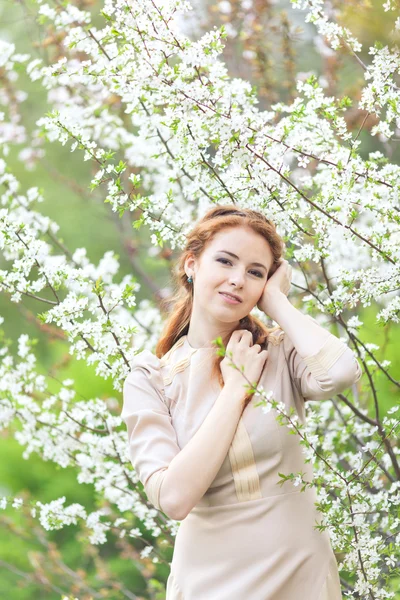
{"left": 122, "top": 205, "right": 362, "bottom": 599}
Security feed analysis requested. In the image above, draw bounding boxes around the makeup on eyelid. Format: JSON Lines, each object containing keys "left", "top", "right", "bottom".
{"left": 216, "top": 257, "right": 265, "bottom": 278}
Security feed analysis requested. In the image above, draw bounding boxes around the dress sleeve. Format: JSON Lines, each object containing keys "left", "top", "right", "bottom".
{"left": 121, "top": 350, "right": 181, "bottom": 512}
{"left": 282, "top": 315, "right": 362, "bottom": 402}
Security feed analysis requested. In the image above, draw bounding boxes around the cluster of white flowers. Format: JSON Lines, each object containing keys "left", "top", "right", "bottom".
{"left": 0, "top": 0, "right": 399, "bottom": 595}
{"left": 0, "top": 160, "right": 163, "bottom": 390}
{"left": 360, "top": 45, "right": 400, "bottom": 138}
{"left": 0, "top": 334, "right": 171, "bottom": 547}
{"left": 38, "top": 2, "right": 91, "bottom": 29}
{"left": 292, "top": 0, "right": 400, "bottom": 139}
{"left": 291, "top": 0, "right": 362, "bottom": 51}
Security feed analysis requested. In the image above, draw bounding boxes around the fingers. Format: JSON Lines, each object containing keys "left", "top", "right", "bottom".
{"left": 251, "top": 343, "right": 267, "bottom": 354}
{"left": 227, "top": 329, "right": 252, "bottom": 349}
{"left": 227, "top": 330, "right": 267, "bottom": 352}
{"left": 277, "top": 259, "right": 292, "bottom": 287}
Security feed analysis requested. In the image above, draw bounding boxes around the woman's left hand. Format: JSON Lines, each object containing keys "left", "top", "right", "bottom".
{"left": 256, "top": 259, "right": 292, "bottom": 313}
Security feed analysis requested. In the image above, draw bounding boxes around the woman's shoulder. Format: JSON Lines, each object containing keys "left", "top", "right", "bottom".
{"left": 127, "top": 335, "right": 188, "bottom": 366}
{"left": 126, "top": 336, "right": 195, "bottom": 386}
{"left": 127, "top": 348, "right": 161, "bottom": 372}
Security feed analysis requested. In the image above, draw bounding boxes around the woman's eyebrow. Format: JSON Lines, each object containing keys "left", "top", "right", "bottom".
{"left": 216, "top": 250, "right": 268, "bottom": 271}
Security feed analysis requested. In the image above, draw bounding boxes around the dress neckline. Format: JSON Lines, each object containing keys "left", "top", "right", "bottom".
{"left": 182, "top": 335, "right": 217, "bottom": 351}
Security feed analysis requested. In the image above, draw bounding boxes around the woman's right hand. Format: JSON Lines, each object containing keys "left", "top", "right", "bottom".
{"left": 220, "top": 329, "right": 268, "bottom": 399}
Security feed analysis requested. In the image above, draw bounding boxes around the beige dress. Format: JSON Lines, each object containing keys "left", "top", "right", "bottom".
{"left": 122, "top": 316, "right": 362, "bottom": 600}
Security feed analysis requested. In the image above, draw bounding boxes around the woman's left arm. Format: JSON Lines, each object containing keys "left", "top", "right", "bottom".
{"left": 264, "top": 292, "right": 362, "bottom": 400}
{"left": 264, "top": 291, "right": 332, "bottom": 357}
{"left": 257, "top": 261, "right": 362, "bottom": 400}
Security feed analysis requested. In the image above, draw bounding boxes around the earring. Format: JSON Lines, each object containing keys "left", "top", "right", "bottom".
{"left": 187, "top": 275, "right": 193, "bottom": 283}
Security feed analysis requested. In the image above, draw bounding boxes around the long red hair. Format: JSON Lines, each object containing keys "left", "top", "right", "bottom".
{"left": 155, "top": 205, "right": 285, "bottom": 407}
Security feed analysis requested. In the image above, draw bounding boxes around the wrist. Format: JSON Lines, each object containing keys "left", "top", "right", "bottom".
{"left": 223, "top": 380, "right": 250, "bottom": 408}
{"left": 262, "top": 291, "right": 288, "bottom": 321}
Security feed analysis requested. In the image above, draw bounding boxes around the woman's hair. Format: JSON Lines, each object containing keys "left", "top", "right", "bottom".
{"left": 155, "top": 205, "right": 285, "bottom": 407}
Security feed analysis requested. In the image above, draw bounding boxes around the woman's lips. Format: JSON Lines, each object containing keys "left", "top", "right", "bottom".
{"left": 219, "top": 292, "right": 241, "bottom": 305}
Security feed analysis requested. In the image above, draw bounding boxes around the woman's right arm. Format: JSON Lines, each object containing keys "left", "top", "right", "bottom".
{"left": 122, "top": 351, "right": 246, "bottom": 521}
{"left": 122, "top": 331, "right": 267, "bottom": 521}
{"left": 161, "top": 329, "right": 267, "bottom": 520}
{"left": 160, "top": 382, "right": 245, "bottom": 521}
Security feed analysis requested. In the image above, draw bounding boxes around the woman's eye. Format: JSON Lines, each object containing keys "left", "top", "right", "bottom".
{"left": 217, "top": 259, "right": 263, "bottom": 278}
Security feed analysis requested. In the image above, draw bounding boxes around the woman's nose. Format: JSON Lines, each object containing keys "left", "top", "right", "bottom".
{"left": 229, "top": 270, "right": 245, "bottom": 286}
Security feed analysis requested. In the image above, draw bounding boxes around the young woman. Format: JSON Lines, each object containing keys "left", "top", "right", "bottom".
{"left": 122, "top": 205, "right": 362, "bottom": 599}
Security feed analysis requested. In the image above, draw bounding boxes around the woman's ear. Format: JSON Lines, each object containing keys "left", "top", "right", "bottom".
{"left": 184, "top": 253, "right": 196, "bottom": 276}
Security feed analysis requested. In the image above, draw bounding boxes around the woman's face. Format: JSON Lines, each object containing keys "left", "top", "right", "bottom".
{"left": 185, "top": 226, "right": 274, "bottom": 326}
